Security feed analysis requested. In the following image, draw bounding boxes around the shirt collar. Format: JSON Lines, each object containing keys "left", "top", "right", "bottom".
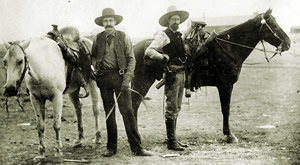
{"left": 167, "top": 28, "right": 182, "bottom": 37}
{"left": 105, "top": 29, "right": 116, "bottom": 38}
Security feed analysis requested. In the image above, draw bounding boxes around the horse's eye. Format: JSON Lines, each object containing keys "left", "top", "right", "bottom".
{"left": 17, "top": 60, "right": 23, "bottom": 65}
{"left": 3, "top": 60, "right": 7, "bottom": 66}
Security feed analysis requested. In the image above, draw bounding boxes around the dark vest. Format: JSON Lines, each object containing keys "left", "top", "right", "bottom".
{"left": 163, "top": 28, "right": 186, "bottom": 65}
{"left": 92, "top": 30, "right": 127, "bottom": 71}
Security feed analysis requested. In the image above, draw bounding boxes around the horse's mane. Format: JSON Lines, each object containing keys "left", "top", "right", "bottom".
{"left": 218, "top": 14, "right": 260, "bottom": 38}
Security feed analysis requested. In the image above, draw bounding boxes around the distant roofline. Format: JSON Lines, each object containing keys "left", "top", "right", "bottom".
{"left": 290, "top": 25, "right": 300, "bottom": 29}
{"left": 190, "top": 14, "right": 256, "bottom": 27}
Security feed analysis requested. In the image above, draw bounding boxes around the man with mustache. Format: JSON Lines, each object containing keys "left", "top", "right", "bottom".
{"left": 91, "top": 8, "right": 152, "bottom": 157}
{"left": 145, "top": 5, "right": 193, "bottom": 151}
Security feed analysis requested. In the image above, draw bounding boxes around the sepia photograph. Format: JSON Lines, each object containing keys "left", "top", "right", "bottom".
{"left": 0, "top": 0, "right": 299, "bottom": 164}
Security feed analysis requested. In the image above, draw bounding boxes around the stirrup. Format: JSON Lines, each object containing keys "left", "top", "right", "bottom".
{"left": 78, "top": 86, "right": 89, "bottom": 98}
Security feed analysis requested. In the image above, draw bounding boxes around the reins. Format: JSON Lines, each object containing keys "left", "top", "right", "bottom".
{"left": 213, "top": 13, "right": 283, "bottom": 65}
{"left": 215, "top": 38, "right": 281, "bottom": 64}
{"left": 104, "top": 88, "right": 148, "bottom": 121}
{"left": 215, "top": 37, "right": 280, "bottom": 54}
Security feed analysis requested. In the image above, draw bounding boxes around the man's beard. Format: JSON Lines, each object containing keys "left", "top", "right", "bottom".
{"left": 170, "top": 23, "right": 179, "bottom": 31}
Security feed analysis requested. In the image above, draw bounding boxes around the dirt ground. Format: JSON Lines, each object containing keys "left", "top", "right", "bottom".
{"left": 0, "top": 47, "right": 300, "bottom": 164}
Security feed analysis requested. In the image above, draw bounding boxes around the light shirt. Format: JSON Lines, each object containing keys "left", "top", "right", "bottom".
{"left": 145, "top": 27, "right": 191, "bottom": 61}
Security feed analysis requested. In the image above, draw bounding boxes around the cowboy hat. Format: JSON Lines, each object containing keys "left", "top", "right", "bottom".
{"left": 94, "top": 8, "right": 123, "bottom": 26}
{"left": 159, "top": 5, "right": 189, "bottom": 27}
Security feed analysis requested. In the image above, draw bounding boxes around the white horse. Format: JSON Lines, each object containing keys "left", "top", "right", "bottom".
{"left": 3, "top": 36, "right": 101, "bottom": 161}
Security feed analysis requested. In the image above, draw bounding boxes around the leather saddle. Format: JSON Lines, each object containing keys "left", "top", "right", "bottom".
{"left": 204, "top": 30, "right": 218, "bottom": 45}
{"left": 47, "top": 25, "right": 91, "bottom": 97}
{"left": 59, "top": 26, "right": 81, "bottom": 52}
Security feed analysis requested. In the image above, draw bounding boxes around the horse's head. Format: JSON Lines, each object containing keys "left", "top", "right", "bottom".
{"left": 3, "top": 41, "right": 30, "bottom": 97}
{"left": 256, "top": 9, "right": 291, "bottom": 52}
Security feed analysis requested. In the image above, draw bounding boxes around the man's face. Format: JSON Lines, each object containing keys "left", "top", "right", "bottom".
{"left": 103, "top": 17, "right": 116, "bottom": 32}
{"left": 168, "top": 15, "right": 180, "bottom": 31}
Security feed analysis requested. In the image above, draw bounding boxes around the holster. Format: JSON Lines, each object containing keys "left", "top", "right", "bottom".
{"left": 165, "top": 70, "right": 176, "bottom": 85}
{"left": 164, "top": 65, "right": 185, "bottom": 85}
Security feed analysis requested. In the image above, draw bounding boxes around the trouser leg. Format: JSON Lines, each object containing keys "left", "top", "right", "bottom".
{"left": 164, "top": 72, "right": 185, "bottom": 151}
{"left": 97, "top": 77, "right": 117, "bottom": 150}
{"left": 116, "top": 88, "right": 143, "bottom": 152}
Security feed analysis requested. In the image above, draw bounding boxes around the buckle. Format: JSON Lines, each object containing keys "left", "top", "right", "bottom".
{"left": 178, "top": 57, "right": 187, "bottom": 64}
{"left": 119, "top": 70, "right": 125, "bottom": 75}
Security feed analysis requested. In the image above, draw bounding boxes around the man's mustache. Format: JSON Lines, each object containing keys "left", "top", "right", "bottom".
{"left": 105, "top": 25, "right": 114, "bottom": 29}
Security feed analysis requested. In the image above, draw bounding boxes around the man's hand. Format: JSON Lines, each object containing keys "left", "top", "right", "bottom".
{"left": 121, "top": 81, "right": 130, "bottom": 91}
{"left": 161, "top": 54, "right": 169, "bottom": 64}
{"left": 121, "top": 74, "right": 132, "bottom": 92}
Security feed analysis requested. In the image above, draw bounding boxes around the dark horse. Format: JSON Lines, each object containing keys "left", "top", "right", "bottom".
{"left": 131, "top": 9, "right": 290, "bottom": 143}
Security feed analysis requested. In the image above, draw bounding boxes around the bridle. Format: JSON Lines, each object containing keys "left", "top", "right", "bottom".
{"left": 6, "top": 42, "right": 28, "bottom": 94}
{"left": 258, "top": 14, "right": 283, "bottom": 62}
{"left": 215, "top": 13, "right": 284, "bottom": 63}
{"left": 4, "top": 42, "right": 28, "bottom": 113}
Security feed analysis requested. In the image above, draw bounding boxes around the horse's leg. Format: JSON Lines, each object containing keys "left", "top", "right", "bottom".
{"left": 52, "top": 93, "right": 64, "bottom": 161}
{"left": 68, "top": 88, "right": 84, "bottom": 147}
{"left": 87, "top": 80, "right": 101, "bottom": 144}
{"left": 217, "top": 83, "right": 239, "bottom": 143}
{"left": 31, "top": 95, "right": 46, "bottom": 161}
{"left": 132, "top": 77, "right": 155, "bottom": 124}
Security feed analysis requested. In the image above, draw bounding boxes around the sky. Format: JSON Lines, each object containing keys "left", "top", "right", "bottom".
{"left": 0, "top": 0, "right": 299, "bottom": 41}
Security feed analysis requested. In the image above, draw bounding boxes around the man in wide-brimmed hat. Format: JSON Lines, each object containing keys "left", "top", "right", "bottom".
{"left": 91, "top": 8, "right": 152, "bottom": 157}
{"left": 145, "top": 5, "right": 193, "bottom": 151}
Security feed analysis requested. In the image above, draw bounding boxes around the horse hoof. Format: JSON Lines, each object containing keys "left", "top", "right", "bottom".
{"left": 53, "top": 155, "right": 64, "bottom": 163}
{"left": 54, "top": 151, "right": 64, "bottom": 163}
{"left": 73, "top": 140, "right": 83, "bottom": 148}
{"left": 93, "top": 138, "right": 102, "bottom": 144}
{"left": 94, "top": 132, "right": 102, "bottom": 144}
{"left": 33, "top": 156, "right": 45, "bottom": 163}
{"left": 226, "top": 134, "right": 239, "bottom": 143}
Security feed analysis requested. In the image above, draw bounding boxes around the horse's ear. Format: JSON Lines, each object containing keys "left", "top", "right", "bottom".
{"left": 263, "top": 8, "right": 272, "bottom": 19}
{"left": 20, "top": 40, "right": 30, "bottom": 50}
{"left": 266, "top": 8, "right": 272, "bottom": 15}
{"left": 3, "top": 41, "right": 11, "bottom": 50}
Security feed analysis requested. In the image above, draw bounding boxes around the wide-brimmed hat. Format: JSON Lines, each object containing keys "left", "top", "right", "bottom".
{"left": 159, "top": 5, "right": 189, "bottom": 27}
{"left": 94, "top": 8, "right": 123, "bottom": 26}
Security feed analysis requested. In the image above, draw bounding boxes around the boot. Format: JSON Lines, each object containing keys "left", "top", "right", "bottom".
{"left": 163, "top": 119, "right": 188, "bottom": 148}
{"left": 174, "top": 119, "right": 188, "bottom": 148}
{"left": 166, "top": 119, "right": 184, "bottom": 151}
